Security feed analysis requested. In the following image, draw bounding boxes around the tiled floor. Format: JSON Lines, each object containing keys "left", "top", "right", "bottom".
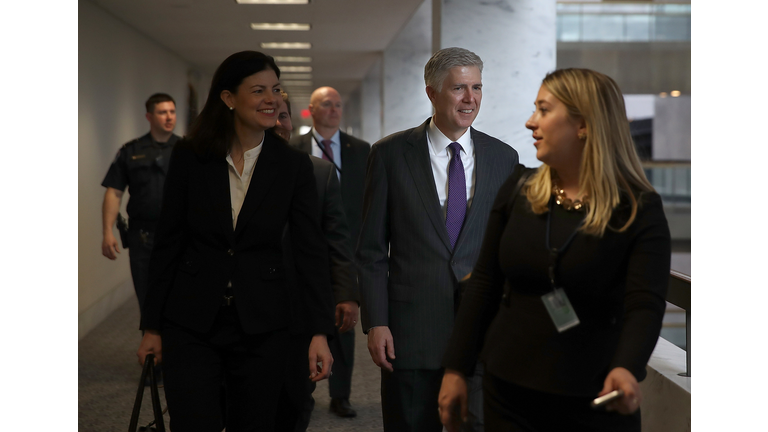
{"left": 78, "top": 298, "right": 383, "bottom": 432}
{"left": 80, "top": 267, "right": 690, "bottom": 431}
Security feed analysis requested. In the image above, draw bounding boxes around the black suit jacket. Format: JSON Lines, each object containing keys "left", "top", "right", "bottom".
{"left": 141, "top": 133, "right": 336, "bottom": 338}
{"left": 284, "top": 156, "right": 359, "bottom": 335}
{"left": 290, "top": 130, "right": 370, "bottom": 261}
{"left": 356, "top": 117, "right": 519, "bottom": 369}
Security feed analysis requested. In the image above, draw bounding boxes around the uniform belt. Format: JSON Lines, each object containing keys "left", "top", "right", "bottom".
{"left": 128, "top": 219, "right": 158, "bottom": 231}
{"left": 222, "top": 288, "right": 235, "bottom": 307}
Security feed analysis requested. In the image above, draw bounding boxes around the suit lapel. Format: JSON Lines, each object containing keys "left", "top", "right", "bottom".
{"left": 234, "top": 135, "right": 282, "bottom": 238}
{"left": 204, "top": 156, "right": 236, "bottom": 245}
{"left": 298, "top": 133, "right": 313, "bottom": 154}
{"left": 404, "top": 119, "right": 452, "bottom": 252}
{"left": 454, "top": 128, "right": 490, "bottom": 250}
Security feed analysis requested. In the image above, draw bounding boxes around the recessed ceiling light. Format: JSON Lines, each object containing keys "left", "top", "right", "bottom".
{"left": 280, "top": 66, "right": 313, "bottom": 72}
{"left": 282, "top": 80, "right": 314, "bottom": 87}
{"left": 274, "top": 56, "right": 312, "bottom": 62}
{"left": 670, "top": 90, "right": 681, "bottom": 97}
{"left": 260, "top": 42, "right": 312, "bottom": 49}
{"left": 251, "top": 23, "right": 311, "bottom": 31}
{"left": 236, "top": 0, "right": 309, "bottom": 4}
{"left": 659, "top": 92, "right": 668, "bottom": 98}
{"left": 281, "top": 74, "right": 313, "bottom": 80}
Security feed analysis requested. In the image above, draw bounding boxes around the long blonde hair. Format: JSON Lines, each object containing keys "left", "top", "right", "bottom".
{"left": 525, "top": 68, "right": 654, "bottom": 237}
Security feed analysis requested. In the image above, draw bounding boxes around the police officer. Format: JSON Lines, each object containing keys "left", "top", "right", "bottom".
{"left": 101, "top": 93, "right": 179, "bottom": 318}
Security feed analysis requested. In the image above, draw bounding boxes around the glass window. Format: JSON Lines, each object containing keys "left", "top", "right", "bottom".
{"left": 582, "top": 14, "right": 624, "bottom": 42}
{"left": 604, "top": 4, "right": 652, "bottom": 14}
{"left": 557, "top": 14, "right": 581, "bottom": 42}
{"left": 653, "top": 15, "right": 691, "bottom": 41}
{"left": 557, "top": 3, "right": 581, "bottom": 13}
{"left": 625, "top": 14, "right": 651, "bottom": 42}
{"left": 655, "top": 4, "right": 692, "bottom": 15}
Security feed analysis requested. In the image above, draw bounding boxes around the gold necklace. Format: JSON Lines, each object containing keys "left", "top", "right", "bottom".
{"left": 552, "top": 182, "right": 587, "bottom": 211}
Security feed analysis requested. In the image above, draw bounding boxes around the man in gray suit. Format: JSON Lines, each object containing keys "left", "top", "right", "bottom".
{"left": 290, "top": 86, "right": 370, "bottom": 418}
{"left": 357, "top": 47, "right": 519, "bottom": 432}
{"left": 275, "top": 93, "right": 359, "bottom": 431}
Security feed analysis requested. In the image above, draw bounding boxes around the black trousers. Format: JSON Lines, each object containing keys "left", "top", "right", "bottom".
{"left": 162, "top": 306, "right": 290, "bottom": 432}
{"left": 127, "top": 227, "right": 153, "bottom": 317}
{"left": 380, "top": 368, "right": 444, "bottom": 432}
{"left": 275, "top": 334, "right": 315, "bottom": 432}
{"left": 483, "top": 372, "right": 641, "bottom": 432}
{"left": 327, "top": 327, "right": 355, "bottom": 399}
{"left": 380, "top": 365, "right": 485, "bottom": 432}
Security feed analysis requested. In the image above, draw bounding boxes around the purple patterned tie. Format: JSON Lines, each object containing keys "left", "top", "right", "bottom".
{"left": 321, "top": 139, "right": 334, "bottom": 162}
{"left": 445, "top": 142, "right": 466, "bottom": 249}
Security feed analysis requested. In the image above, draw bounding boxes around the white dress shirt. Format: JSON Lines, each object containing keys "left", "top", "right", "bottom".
{"left": 311, "top": 128, "right": 342, "bottom": 179}
{"left": 226, "top": 135, "right": 264, "bottom": 229}
{"left": 426, "top": 116, "right": 476, "bottom": 218}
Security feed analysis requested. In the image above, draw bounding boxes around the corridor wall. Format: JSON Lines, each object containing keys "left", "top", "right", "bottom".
{"left": 79, "top": 0, "right": 204, "bottom": 338}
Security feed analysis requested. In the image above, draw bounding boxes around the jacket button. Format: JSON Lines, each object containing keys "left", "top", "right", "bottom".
{"left": 227, "top": 249, "right": 235, "bottom": 256}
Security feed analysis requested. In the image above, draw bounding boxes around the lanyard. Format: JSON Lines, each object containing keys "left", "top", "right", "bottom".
{"left": 545, "top": 198, "right": 584, "bottom": 289}
{"left": 314, "top": 138, "right": 343, "bottom": 175}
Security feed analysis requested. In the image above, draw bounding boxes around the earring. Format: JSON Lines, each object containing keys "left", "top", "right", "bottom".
{"left": 229, "top": 106, "right": 234, "bottom": 111}
{"left": 578, "top": 132, "right": 587, "bottom": 140}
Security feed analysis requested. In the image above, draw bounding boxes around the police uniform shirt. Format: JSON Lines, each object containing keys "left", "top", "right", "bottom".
{"left": 101, "top": 132, "right": 180, "bottom": 221}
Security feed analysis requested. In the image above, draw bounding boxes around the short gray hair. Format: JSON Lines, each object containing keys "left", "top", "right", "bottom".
{"left": 424, "top": 47, "right": 484, "bottom": 92}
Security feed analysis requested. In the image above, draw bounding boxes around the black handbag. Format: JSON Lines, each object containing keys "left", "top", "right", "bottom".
{"left": 128, "top": 354, "right": 167, "bottom": 432}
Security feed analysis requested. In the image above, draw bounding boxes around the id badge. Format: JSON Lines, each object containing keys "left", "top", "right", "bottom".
{"left": 541, "top": 287, "right": 580, "bottom": 333}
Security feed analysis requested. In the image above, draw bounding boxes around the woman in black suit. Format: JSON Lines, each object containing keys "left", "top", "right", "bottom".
{"left": 438, "top": 69, "right": 671, "bottom": 431}
{"left": 136, "top": 51, "right": 336, "bottom": 431}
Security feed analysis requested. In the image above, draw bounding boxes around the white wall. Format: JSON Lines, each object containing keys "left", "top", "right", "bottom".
{"left": 79, "top": 0, "right": 207, "bottom": 338}
{"left": 382, "top": 0, "right": 434, "bottom": 137}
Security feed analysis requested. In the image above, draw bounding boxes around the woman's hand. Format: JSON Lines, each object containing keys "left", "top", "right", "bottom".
{"left": 438, "top": 369, "right": 468, "bottom": 432}
{"left": 599, "top": 367, "right": 642, "bottom": 414}
{"left": 137, "top": 330, "right": 162, "bottom": 366}
{"left": 308, "top": 334, "right": 333, "bottom": 382}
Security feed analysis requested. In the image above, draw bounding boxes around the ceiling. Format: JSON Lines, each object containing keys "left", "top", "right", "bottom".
{"left": 89, "top": 0, "right": 425, "bottom": 108}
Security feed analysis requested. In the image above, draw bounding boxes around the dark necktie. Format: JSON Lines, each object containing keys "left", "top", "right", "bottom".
{"left": 446, "top": 142, "right": 467, "bottom": 249}
{"left": 321, "top": 139, "right": 334, "bottom": 162}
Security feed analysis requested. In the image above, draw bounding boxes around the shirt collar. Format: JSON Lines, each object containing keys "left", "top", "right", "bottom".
{"left": 312, "top": 128, "right": 340, "bottom": 147}
{"left": 146, "top": 132, "right": 178, "bottom": 148}
{"left": 226, "top": 133, "right": 265, "bottom": 164}
{"left": 427, "top": 116, "right": 472, "bottom": 156}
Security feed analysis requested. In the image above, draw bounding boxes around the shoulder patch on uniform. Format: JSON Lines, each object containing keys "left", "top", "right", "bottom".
{"left": 121, "top": 138, "right": 139, "bottom": 149}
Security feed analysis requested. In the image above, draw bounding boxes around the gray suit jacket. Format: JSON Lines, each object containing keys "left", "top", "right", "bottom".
{"left": 356, "top": 117, "right": 519, "bottom": 369}
{"left": 290, "top": 131, "right": 370, "bottom": 264}
{"left": 284, "top": 156, "right": 359, "bottom": 336}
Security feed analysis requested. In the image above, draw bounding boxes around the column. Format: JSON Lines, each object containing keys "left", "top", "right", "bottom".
{"left": 438, "top": 0, "right": 556, "bottom": 166}
{"left": 381, "top": 0, "right": 434, "bottom": 137}
{"left": 361, "top": 57, "right": 383, "bottom": 145}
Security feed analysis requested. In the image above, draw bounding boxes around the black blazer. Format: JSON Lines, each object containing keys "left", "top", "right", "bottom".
{"left": 141, "top": 133, "right": 336, "bottom": 338}
{"left": 284, "top": 156, "right": 359, "bottom": 335}
{"left": 356, "top": 117, "right": 519, "bottom": 369}
{"left": 443, "top": 168, "right": 671, "bottom": 396}
{"left": 290, "top": 130, "right": 370, "bottom": 260}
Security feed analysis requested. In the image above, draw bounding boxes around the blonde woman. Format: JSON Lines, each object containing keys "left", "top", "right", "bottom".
{"left": 438, "top": 69, "right": 671, "bottom": 431}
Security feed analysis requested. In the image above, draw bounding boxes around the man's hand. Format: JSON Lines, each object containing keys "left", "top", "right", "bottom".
{"left": 102, "top": 232, "right": 120, "bottom": 260}
{"left": 599, "top": 367, "right": 642, "bottom": 414}
{"left": 102, "top": 187, "right": 123, "bottom": 260}
{"left": 137, "top": 330, "right": 162, "bottom": 366}
{"left": 367, "top": 326, "right": 395, "bottom": 371}
{"left": 335, "top": 301, "right": 359, "bottom": 333}
{"left": 438, "top": 369, "right": 468, "bottom": 432}
{"left": 308, "top": 334, "right": 334, "bottom": 382}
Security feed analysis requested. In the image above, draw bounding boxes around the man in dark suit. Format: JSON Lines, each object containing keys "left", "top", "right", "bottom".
{"left": 356, "top": 47, "right": 519, "bottom": 432}
{"left": 274, "top": 94, "right": 359, "bottom": 431}
{"left": 290, "top": 86, "right": 370, "bottom": 418}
